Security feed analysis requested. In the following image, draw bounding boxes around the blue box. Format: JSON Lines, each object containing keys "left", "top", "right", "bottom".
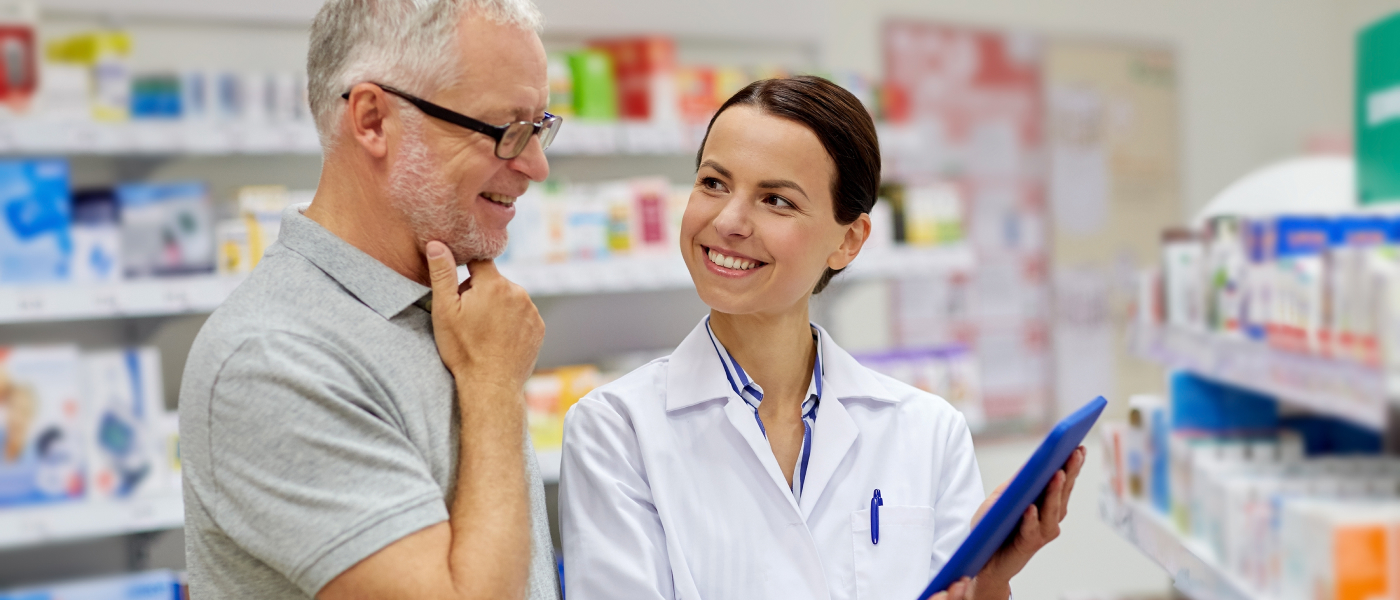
{"left": 0, "top": 159, "right": 71, "bottom": 283}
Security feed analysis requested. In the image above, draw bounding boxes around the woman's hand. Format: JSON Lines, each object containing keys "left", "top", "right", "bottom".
{"left": 964, "top": 445, "right": 1088, "bottom": 600}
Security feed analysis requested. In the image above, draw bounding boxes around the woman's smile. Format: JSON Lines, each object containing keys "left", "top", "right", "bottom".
{"left": 701, "top": 245, "right": 769, "bottom": 277}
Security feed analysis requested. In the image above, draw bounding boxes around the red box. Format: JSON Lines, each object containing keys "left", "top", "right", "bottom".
{"left": 590, "top": 36, "right": 676, "bottom": 121}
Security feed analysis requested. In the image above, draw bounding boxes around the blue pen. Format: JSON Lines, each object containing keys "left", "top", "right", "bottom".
{"left": 870, "top": 489, "right": 883, "bottom": 544}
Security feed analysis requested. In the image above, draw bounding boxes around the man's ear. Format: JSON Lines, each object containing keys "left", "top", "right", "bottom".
{"left": 827, "top": 212, "right": 872, "bottom": 271}
{"left": 344, "top": 83, "right": 392, "bottom": 159}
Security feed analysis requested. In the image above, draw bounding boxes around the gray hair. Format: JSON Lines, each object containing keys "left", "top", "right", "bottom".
{"left": 307, "top": 0, "right": 542, "bottom": 149}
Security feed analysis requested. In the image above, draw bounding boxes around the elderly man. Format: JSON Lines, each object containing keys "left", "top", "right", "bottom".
{"left": 179, "top": 0, "right": 560, "bottom": 598}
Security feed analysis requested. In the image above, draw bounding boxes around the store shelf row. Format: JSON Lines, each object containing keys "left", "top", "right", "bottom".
{"left": 1099, "top": 493, "right": 1265, "bottom": 600}
{"left": 0, "top": 492, "right": 185, "bottom": 552}
{"left": 0, "top": 446, "right": 565, "bottom": 552}
{"left": 0, "top": 119, "right": 710, "bottom": 157}
{"left": 1128, "top": 324, "right": 1387, "bottom": 431}
{"left": 0, "top": 120, "right": 935, "bottom": 158}
{"left": 0, "top": 244, "right": 971, "bottom": 325}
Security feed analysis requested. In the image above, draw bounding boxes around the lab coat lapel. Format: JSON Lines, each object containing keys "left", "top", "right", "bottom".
{"left": 797, "top": 395, "right": 858, "bottom": 519}
{"left": 722, "top": 395, "right": 803, "bottom": 515}
{"left": 667, "top": 319, "right": 803, "bottom": 515}
{"left": 798, "top": 326, "right": 900, "bottom": 520}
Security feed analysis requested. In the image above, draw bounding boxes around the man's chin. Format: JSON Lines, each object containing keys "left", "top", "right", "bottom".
{"left": 444, "top": 234, "right": 508, "bottom": 265}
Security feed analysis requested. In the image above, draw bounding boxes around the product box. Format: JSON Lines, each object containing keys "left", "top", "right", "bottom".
{"left": 1204, "top": 216, "right": 1246, "bottom": 336}
{"left": 590, "top": 36, "right": 677, "bottom": 122}
{"left": 627, "top": 177, "right": 671, "bottom": 254}
{"left": 546, "top": 54, "right": 573, "bottom": 117}
{"left": 117, "top": 180, "right": 214, "bottom": 278}
{"left": 676, "top": 65, "right": 719, "bottom": 123}
{"left": 0, "top": 20, "right": 38, "bottom": 114}
{"left": 902, "top": 183, "right": 963, "bottom": 246}
{"left": 0, "top": 346, "right": 85, "bottom": 507}
{"left": 215, "top": 185, "right": 292, "bottom": 275}
{"left": 0, "top": 569, "right": 180, "bottom": 600}
{"left": 568, "top": 50, "right": 618, "bottom": 121}
{"left": 566, "top": 184, "right": 608, "bottom": 261}
{"left": 0, "top": 158, "right": 71, "bottom": 283}
{"left": 69, "top": 188, "right": 121, "bottom": 283}
{"left": 1161, "top": 227, "right": 1205, "bottom": 331}
{"left": 1281, "top": 500, "right": 1400, "bottom": 600}
{"left": 1268, "top": 216, "right": 1333, "bottom": 353}
{"left": 46, "top": 31, "right": 132, "bottom": 122}
{"left": 81, "top": 347, "right": 166, "bottom": 500}
{"left": 527, "top": 365, "right": 600, "bottom": 451}
{"left": 1326, "top": 216, "right": 1394, "bottom": 361}
{"left": 130, "top": 72, "right": 180, "bottom": 119}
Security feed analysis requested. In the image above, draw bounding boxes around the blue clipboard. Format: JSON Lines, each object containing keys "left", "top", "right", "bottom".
{"left": 916, "top": 396, "right": 1107, "bottom": 600}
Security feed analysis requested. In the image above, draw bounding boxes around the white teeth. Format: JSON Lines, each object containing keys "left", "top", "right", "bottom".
{"left": 482, "top": 192, "right": 516, "bottom": 206}
{"left": 708, "top": 248, "right": 760, "bottom": 271}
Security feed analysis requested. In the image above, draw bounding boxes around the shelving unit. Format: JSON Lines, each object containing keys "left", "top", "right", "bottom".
{"left": 0, "top": 493, "right": 185, "bottom": 552}
{"left": 1099, "top": 493, "right": 1267, "bottom": 600}
{"left": 0, "top": 448, "right": 566, "bottom": 551}
{"left": 1128, "top": 323, "right": 1387, "bottom": 431}
{"left": 0, "top": 245, "right": 971, "bottom": 325}
{"left": 0, "top": 119, "right": 708, "bottom": 157}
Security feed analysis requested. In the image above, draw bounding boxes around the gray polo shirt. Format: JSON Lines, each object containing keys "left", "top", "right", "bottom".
{"left": 180, "top": 204, "right": 559, "bottom": 599}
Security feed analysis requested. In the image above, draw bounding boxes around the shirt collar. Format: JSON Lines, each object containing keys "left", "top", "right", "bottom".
{"left": 275, "top": 203, "right": 431, "bottom": 319}
{"left": 697, "top": 316, "right": 827, "bottom": 406}
{"left": 667, "top": 319, "right": 901, "bottom": 411}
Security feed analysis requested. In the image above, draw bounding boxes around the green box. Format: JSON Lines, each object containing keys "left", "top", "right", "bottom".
{"left": 1358, "top": 12, "right": 1400, "bottom": 205}
{"left": 569, "top": 50, "right": 618, "bottom": 121}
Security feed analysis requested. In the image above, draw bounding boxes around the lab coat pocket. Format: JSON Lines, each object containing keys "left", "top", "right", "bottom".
{"left": 851, "top": 505, "right": 937, "bottom": 600}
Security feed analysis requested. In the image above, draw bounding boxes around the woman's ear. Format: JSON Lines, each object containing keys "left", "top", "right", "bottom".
{"left": 827, "top": 212, "right": 872, "bottom": 271}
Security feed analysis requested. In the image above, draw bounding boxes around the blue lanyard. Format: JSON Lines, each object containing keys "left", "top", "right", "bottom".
{"left": 705, "top": 318, "right": 823, "bottom": 500}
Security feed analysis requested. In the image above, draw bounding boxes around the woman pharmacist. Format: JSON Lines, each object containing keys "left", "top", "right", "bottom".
{"left": 558, "top": 76, "right": 1086, "bottom": 600}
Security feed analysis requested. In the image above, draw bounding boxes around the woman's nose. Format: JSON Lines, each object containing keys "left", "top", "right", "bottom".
{"left": 712, "top": 197, "right": 753, "bottom": 238}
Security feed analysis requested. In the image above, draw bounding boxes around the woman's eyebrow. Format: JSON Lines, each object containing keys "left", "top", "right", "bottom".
{"left": 757, "top": 179, "right": 807, "bottom": 197}
{"left": 698, "top": 160, "right": 733, "bottom": 179}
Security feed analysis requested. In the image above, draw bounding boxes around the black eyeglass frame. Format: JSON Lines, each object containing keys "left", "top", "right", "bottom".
{"left": 341, "top": 83, "right": 561, "bottom": 159}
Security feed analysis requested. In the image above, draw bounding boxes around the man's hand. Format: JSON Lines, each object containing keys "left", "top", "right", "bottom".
{"left": 425, "top": 240, "right": 544, "bottom": 395}
{"left": 963, "top": 445, "right": 1088, "bottom": 600}
{"left": 320, "top": 241, "right": 542, "bottom": 600}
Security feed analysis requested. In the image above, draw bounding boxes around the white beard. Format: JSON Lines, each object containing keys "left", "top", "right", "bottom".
{"left": 387, "top": 112, "right": 507, "bottom": 264}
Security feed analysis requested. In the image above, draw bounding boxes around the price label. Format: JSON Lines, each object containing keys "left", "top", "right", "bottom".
{"left": 16, "top": 292, "right": 44, "bottom": 316}
{"left": 163, "top": 288, "right": 191, "bottom": 311}
{"left": 92, "top": 289, "right": 120, "bottom": 314}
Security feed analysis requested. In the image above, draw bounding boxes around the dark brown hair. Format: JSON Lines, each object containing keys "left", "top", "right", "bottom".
{"left": 696, "top": 75, "right": 881, "bottom": 294}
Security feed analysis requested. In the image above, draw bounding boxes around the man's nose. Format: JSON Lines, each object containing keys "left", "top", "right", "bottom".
{"left": 508, "top": 135, "right": 550, "bottom": 182}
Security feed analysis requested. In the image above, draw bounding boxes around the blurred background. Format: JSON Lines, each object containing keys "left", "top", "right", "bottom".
{"left": 0, "top": 0, "right": 1398, "bottom": 598}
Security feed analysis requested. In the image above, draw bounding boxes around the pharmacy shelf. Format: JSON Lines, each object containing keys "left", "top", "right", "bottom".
{"left": 0, "top": 447, "right": 564, "bottom": 552}
{"left": 0, "top": 119, "right": 706, "bottom": 157}
{"left": 499, "top": 244, "right": 973, "bottom": 296}
{"left": 0, "top": 120, "right": 930, "bottom": 158}
{"left": 1100, "top": 493, "right": 1267, "bottom": 600}
{"left": 0, "top": 245, "right": 971, "bottom": 325}
{"left": 0, "top": 120, "right": 324, "bottom": 156}
{"left": 0, "top": 492, "right": 185, "bottom": 552}
{"left": 1129, "top": 324, "right": 1387, "bottom": 430}
{"left": 0, "top": 275, "right": 246, "bottom": 325}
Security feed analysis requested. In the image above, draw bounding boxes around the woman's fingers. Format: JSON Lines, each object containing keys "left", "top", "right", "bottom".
{"left": 947, "top": 577, "right": 971, "bottom": 600}
{"left": 1059, "top": 447, "right": 1086, "bottom": 520}
{"left": 1041, "top": 470, "right": 1068, "bottom": 524}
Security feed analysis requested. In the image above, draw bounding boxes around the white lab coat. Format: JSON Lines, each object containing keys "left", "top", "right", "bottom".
{"left": 560, "top": 319, "right": 987, "bottom": 600}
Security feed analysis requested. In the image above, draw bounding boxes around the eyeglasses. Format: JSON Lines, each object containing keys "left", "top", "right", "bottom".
{"left": 341, "top": 83, "right": 562, "bottom": 159}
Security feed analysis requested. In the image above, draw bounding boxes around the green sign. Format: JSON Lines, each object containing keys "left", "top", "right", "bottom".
{"left": 1359, "top": 12, "right": 1400, "bottom": 204}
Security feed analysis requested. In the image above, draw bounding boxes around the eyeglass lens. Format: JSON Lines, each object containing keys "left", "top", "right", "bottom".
{"left": 495, "top": 117, "right": 561, "bottom": 160}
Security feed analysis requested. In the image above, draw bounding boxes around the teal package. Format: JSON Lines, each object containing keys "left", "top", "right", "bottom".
{"left": 0, "top": 159, "right": 71, "bottom": 283}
